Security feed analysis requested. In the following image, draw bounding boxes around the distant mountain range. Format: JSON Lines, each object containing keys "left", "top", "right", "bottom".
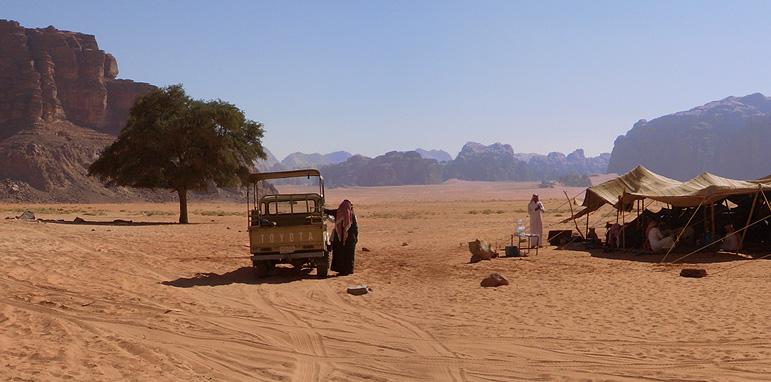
{"left": 608, "top": 93, "right": 771, "bottom": 180}
{"left": 259, "top": 143, "right": 610, "bottom": 187}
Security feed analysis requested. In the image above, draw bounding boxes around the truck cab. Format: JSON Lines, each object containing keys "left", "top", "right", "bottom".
{"left": 247, "top": 169, "right": 329, "bottom": 278}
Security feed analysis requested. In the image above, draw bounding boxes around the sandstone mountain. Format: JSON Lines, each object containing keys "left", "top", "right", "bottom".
{"left": 321, "top": 151, "right": 442, "bottom": 188}
{"left": 608, "top": 93, "right": 771, "bottom": 180}
{"left": 414, "top": 148, "right": 452, "bottom": 162}
{"left": 0, "top": 20, "right": 155, "bottom": 202}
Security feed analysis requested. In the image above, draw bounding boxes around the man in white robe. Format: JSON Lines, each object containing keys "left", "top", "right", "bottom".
{"left": 721, "top": 224, "right": 739, "bottom": 252}
{"left": 527, "top": 194, "right": 545, "bottom": 248}
{"left": 647, "top": 222, "right": 675, "bottom": 252}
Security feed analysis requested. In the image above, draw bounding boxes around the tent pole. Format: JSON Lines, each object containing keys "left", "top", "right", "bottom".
{"left": 622, "top": 202, "right": 626, "bottom": 249}
{"left": 638, "top": 199, "right": 644, "bottom": 248}
{"left": 703, "top": 206, "right": 709, "bottom": 250}
{"left": 585, "top": 213, "right": 589, "bottom": 238}
{"left": 738, "top": 191, "right": 759, "bottom": 253}
{"left": 711, "top": 203, "right": 716, "bottom": 248}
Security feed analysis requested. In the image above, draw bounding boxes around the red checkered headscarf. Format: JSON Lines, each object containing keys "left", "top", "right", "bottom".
{"left": 336, "top": 200, "right": 354, "bottom": 244}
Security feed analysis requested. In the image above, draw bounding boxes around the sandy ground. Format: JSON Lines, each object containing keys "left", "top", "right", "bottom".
{"left": 3, "top": 180, "right": 771, "bottom": 381}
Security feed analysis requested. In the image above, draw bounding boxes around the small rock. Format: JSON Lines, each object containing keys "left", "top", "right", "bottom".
{"left": 481, "top": 273, "right": 510, "bottom": 287}
{"left": 361, "top": 247, "right": 370, "bottom": 252}
{"left": 73, "top": 217, "right": 86, "bottom": 223}
{"left": 402, "top": 242, "right": 408, "bottom": 246}
{"left": 347, "top": 285, "right": 370, "bottom": 295}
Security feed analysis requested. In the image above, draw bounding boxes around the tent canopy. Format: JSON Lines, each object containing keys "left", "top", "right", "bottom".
{"left": 571, "top": 166, "right": 771, "bottom": 220}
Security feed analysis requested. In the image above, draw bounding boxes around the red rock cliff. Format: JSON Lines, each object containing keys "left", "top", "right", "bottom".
{"left": 0, "top": 20, "right": 154, "bottom": 200}
{"left": 0, "top": 20, "right": 151, "bottom": 134}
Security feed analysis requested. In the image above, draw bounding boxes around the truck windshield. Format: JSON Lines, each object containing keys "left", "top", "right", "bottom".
{"left": 261, "top": 194, "right": 320, "bottom": 215}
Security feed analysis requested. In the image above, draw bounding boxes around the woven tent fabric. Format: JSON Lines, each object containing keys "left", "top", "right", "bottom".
{"left": 569, "top": 166, "right": 771, "bottom": 220}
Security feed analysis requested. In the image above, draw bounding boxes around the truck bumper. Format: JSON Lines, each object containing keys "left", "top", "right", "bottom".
{"left": 250, "top": 251, "right": 326, "bottom": 262}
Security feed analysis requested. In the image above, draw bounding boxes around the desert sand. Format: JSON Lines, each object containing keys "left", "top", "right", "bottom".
{"left": 2, "top": 180, "right": 771, "bottom": 381}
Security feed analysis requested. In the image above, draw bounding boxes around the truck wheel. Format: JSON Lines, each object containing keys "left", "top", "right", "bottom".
{"left": 316, "top": 261, "right": 329, "bottom": 278}
{"left": 254, "top": 261, "right": 270, "bottom": 278}
{"left": 316, "top": 251, "right": 330, "bottom": 278}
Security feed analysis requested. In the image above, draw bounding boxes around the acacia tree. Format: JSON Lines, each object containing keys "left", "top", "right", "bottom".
{"left": 88, "top": 85, "right": 266, "bottom": 223}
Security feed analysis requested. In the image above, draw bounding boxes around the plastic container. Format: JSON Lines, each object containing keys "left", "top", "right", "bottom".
{"left": 505, "top": 246, "right": 519, "bottom": 257}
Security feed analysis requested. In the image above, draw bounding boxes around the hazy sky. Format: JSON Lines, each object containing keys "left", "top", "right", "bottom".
{"left": 4, "top": 1, "right": 771, "bottom": 160}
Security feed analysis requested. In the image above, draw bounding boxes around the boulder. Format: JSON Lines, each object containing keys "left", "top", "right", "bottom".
{"left": 680, "top": 269, "right": 707, "bottom": 278}
{"left": 481, "top": 273, "right": 509, "bottom": 287}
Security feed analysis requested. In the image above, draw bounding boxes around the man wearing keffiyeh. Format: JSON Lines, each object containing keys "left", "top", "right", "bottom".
{"left": 325, "top": 200, "right": 358, "bottom": 276}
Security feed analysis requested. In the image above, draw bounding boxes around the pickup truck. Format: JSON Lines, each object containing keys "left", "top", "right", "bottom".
{"left": 246, "top": 169, "right": 330, "bottom": 278}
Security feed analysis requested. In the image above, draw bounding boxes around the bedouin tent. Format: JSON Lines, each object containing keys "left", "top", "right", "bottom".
{"left": 564, "top": 165, "right": 771, "bottom": 261}
{"left": 568, "top": 165, "right": 771, "bottom": 220}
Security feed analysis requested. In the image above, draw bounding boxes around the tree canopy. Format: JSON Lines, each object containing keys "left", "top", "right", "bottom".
{"left": 88, "top": 85, "right": 266, "bottom": 223}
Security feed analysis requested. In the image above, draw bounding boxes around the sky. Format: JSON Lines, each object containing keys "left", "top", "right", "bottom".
{"left": 4, "top": 1, "right": 771, "bottom": 161}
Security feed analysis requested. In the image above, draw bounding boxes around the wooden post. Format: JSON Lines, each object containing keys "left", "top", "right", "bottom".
{"left": 564, "top": 190, "right": 585, "bottom": 239}
{"left": 711, "top": 203, "right": 716, "bottom": 248}
{"left": 639, "top": 199, "right": 645, "bottom": 248}
{"left": 738, "top": 191, "right": 760, "bottom": 252}
{"left": 585, "top": 214, "right": 589, "bottom": 238}
{"left": 621, "top": 200, "right": 626, "bottom": 249}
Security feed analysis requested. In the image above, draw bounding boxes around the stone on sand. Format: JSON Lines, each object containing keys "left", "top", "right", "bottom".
{"left": 481, "top": 273, "right": 509, "bottom": 287}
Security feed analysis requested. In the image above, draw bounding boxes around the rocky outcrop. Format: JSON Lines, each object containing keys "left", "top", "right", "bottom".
{"left": 442, "top": 142, "right": 531, "bottom": 181}
{"left": 0, "top": 20, "right": 153, "bottom": 201}
{"left": 281, "top": 151, "right": 351, "bottom": 169}
{"left": 442, "top": 142, "right": 608, "bottom": 182}
{"left": 608, "top": 93, "right": 771, "bottom": 180}
{"left": 415, "top": 148, "right": 452, "bottom": 162}
{"left": 528, "top": 149, "right": 610, "bottom": 180}
{"left": 322, "top": 151, "right": 442, "bottom": 188}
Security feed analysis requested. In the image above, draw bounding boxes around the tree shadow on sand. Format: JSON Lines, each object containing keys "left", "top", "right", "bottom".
{"left": 39, "top": 218, "right": 178, "bottom": 226}
{"left": 161, "top": 266, "right": 340, "bottom": 287}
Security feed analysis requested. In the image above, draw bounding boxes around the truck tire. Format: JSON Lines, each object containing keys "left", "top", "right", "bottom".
{"left": 316, "top": 251, "right": 330, "bottom": 278}
{"left": 253, "top": 261, "right": 270, "bottom": 278}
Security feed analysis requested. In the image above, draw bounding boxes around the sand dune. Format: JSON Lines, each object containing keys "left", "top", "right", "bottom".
{"left": 2, "top": 181, "right": 771, "bottom": 381}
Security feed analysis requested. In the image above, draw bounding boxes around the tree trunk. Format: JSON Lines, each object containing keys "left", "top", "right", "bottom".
{"left": 178, "top": 187, "right": 188, "bottom": 224}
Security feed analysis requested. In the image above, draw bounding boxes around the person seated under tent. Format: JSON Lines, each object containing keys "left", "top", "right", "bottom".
{"left": 647, "top": 221, "right": 676, "bottom": 252}
{"left": 721, "top": 224, "right": 739, "bottom": 252}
